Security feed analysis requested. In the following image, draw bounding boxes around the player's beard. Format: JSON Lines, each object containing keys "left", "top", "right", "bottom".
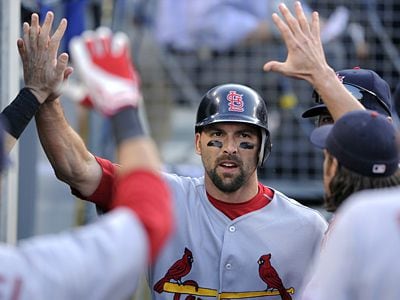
{"left": 208, "top": 169, "right": 246, "bottom": 193}
{"left": 207, "top": 164, "right": 246, "bottom": 193}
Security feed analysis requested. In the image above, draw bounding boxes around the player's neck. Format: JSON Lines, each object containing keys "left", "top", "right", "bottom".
{"left": 205, "top": 174, "right": 259, "bottom": 204}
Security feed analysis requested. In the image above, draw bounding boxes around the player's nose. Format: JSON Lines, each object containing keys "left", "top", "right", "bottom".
{"left": 222, "top": 136, "right": 238, "bottom": 155}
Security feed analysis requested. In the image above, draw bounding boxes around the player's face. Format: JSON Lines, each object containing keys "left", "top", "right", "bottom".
{"left": 322, "top": 150, "right": 337, "bottom": 196}
{"left": 316, "top": 113, "right": 334, "bottom": 127}
{"left": 195, "top": 123, "right": 260, "bottom": 193}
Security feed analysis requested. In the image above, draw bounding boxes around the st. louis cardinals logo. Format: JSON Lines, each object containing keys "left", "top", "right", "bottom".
{"left": 227, "top": 90, "right": 244, "bottom": 112}
{"left": 258, "top": 253, "right": 293, "bottom": 300}
{"left": 154, "top": 248, "right": 295, "bottom": 299}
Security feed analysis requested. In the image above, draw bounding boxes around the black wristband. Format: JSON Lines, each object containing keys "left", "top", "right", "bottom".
{"left": 111, "top": 108, "right": 145, "bottom": 145}
{"left": 1, "top": 88, "right": 41, "bottom": 139}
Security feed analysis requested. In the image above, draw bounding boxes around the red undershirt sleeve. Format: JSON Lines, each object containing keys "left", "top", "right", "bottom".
{"left": 71, "top": 156, "right": 119, "bottom": 211}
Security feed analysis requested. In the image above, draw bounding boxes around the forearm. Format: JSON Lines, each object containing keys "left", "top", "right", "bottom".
{"left": 0, "top": 88, "right": 41, "bottom": 152}
{"left": 310, "top": 67, "right": 365, "bottom": 121}
{"left": 117, "top": 137, "right": 161, "bottom": 175}
{"left": 0, "top": 208, "right": 147, "bottom": 300}
{"left": 111, "top": 109, "right": 161, "bottom": 175}
{"left": 35, "top": 99, "right": 102, "bottom": 196}
{"left": 4, "top": 133, "right": 17, "bottom": 154}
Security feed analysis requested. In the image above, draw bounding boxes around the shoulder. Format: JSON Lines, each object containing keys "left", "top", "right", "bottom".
{"left": 271, "top": 188, "right": 328, "bottom": 227}
{"left": 335, "top": 186, "right": 400, "bottom": 227}
{"left": 162, "top": 172, "right": 203, "bottom": 185}
{"left": 161, "top": 172, "right": 205, "bottom": 194}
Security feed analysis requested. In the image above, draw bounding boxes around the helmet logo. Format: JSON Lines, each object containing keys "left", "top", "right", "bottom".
{"left": 227, "top": 91, "right": 244, "bottom": 112}
{"left": 336, "top": 73, "right": 345, "bottom": 83}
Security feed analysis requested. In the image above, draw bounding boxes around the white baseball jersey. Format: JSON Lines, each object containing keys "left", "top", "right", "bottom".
{"left": 150, "top": 173, "right": 328, "bottom": 299}
{"left": 301, "top": 187, "right": 400, "bottom": 300}
{"left": 0, "top": 208, "right": 148, "bottom": 300}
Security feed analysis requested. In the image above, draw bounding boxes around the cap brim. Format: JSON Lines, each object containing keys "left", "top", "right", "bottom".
{"left": 302, "top": 104, "right": 329, "bottom": 118}
{"left": 309, "top": 124, "right": 334, "bottom": 149}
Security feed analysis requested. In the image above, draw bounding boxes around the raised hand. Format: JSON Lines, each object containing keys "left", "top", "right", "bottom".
{"left": 263, "top": 1, "right": 364, "bottom": 120}
{"left": 69, "top": 27, "right": 142, "bottom": 116}
{"left": 263, "top": 1, "right": 331, "bottom": 85}
{"left": 17, "top": 12, "right": 72, "bottom": 103}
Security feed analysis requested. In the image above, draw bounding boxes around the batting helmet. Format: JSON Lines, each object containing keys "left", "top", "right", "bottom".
{"left": 195, "top": 83, "right": 272, "bottom": 166}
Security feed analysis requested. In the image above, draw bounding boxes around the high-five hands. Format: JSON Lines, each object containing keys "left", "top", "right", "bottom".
{"left": 263, "top": 1, "right": 364, "bottom": 120}
{"left": 263, "top": 1, "right": 331, "bottom": 85}
{"left": 17, "top": 12, "right": 73, "bottom": 103}
{"left": 70, "top": 28, "right": 142, "bottom": 116}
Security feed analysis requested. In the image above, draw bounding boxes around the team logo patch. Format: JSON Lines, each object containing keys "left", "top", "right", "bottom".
{"left": 372, "top": 164, "right": 386, "bottom": 174}
{"left": 227, "top": 90, "right": 244, "bottom": 112}
{"left": 154, "top": 248, "right": 296, "bottom": 298}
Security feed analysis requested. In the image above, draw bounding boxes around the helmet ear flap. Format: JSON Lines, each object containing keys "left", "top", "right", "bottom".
{"left": 259, "top": 129, "right": 272, "bottom": 167}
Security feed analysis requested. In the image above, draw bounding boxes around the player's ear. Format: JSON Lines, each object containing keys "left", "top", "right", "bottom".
{"left": 323, "top": 150, "right": 338, "bottom": 179}
{"left": 195, "top": 132, "right": 202, "bottom": 155}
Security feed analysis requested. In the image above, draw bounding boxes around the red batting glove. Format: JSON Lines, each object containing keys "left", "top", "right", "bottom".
{"left": 69, "top": 27, "right": 142, "bottom": 116}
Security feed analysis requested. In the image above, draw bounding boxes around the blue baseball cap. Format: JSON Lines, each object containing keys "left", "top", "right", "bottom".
{"left": 302, "top": 68, "right": 392, "bottom": 118}
{"left": 310, "top": 110, "right": 399, "bottom": 177}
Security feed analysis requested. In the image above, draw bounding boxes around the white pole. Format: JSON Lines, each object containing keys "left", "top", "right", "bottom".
{"left": 0, "top": 0, "right": 21, "bottom": 244}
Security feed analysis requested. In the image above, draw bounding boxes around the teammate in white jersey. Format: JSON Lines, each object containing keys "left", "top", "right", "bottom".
{"left": 301, "top": 187, "right": 400, "bottom": 300}
{"left": 301, "top": 109, "right": 400, "bottom": 298}
{"left": 0, "top": 11, "right": 173, "bottom": 300}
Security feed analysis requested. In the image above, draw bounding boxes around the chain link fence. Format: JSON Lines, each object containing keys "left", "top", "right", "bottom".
{"left": 131, "top": 0, "right": 399, "bottom": 205}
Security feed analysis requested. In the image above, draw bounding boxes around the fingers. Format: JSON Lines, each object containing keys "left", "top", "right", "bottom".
{"left": 29, "top": 13, "right": 40, "bottom": 52}
{"left": 112, "top": 32, "right": 130, "bottom": 57}
{"left": 64, "top": 66, "right": 74, "bottom": 80}
{"left": 17, "top": 38, "right": 26, "bottom": 61}
{"left": 311, "top": 11, "right": 326, "bottom": 61}
{"left": 56, "top": 52, "right": 70, "bottom": 75}
{"left": 295, "top": 2, "right": 311, "bottom": 37}
{"left": 263, "top": 61, "right": 285, "bottom": 73}
{"left": 22, "top": 22, "right": 30, "bottom": 54}
{"left": 48, "top": 18, "right": 67, "bottom": 59}
{"left": 86, "top": 27, "right": 113, "bottom": 58}
{"left": 271, "top": 12, "right": 295, "bottom": 51}
{"left": 38, "top": 11, "right": 54, "bottom": 50}
{"left": 97, "top": 27, "right": 113, "bottom": 56}
{"left": 311, "top": 11, "right": 321, "bottom": 42}
{"left": 81, "top": 31, "right": 97, "bottom": 58}
{"left": 278, "top": 3, "right": 302, "bottom": 37}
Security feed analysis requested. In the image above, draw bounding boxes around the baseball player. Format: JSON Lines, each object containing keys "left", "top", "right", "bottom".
{"left": 33, "top": 9, "right": 330, "bottom": 300}
{"left": 301, "top": 187, "right": 400, "bottom": 300}
{"left": 308, "top": 110, "right": 400, "bottom": 213}
{"left": 301, "top": 110, "right": 400, "bottom": 298}
{"left": 0, "top": 11, "right": 173, "bottom": 299}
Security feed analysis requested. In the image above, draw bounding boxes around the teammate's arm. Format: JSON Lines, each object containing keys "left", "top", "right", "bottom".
{"left": 35, "top": 99, "right": 102, "bottom": 197}
{"left": 263, "top": 1, "right": 365, "bottom": 121}
{"left": 1, "top": 12, "right": 72, "bottom": 154}
{"left": 18, "top": 12, "right": 102, "bottom": 197}
{"left": 0, "top": 12, "right": 173, "bottom": 298}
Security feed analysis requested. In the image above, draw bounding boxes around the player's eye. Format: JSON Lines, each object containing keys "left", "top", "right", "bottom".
{"left": 210, "top": 131, "right": 223, "bottom": 137}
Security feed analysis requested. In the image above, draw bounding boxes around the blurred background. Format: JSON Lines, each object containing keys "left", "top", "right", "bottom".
{"left": 0, "top": 0, "right": 399, "bottom": 297}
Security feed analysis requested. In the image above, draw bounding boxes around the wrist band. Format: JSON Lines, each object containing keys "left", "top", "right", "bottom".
{"left": 111, "top": 108, "right": 145, "bottom": 145}
{"left": 1, "top": 88, "right": 41, "bottom": 139}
